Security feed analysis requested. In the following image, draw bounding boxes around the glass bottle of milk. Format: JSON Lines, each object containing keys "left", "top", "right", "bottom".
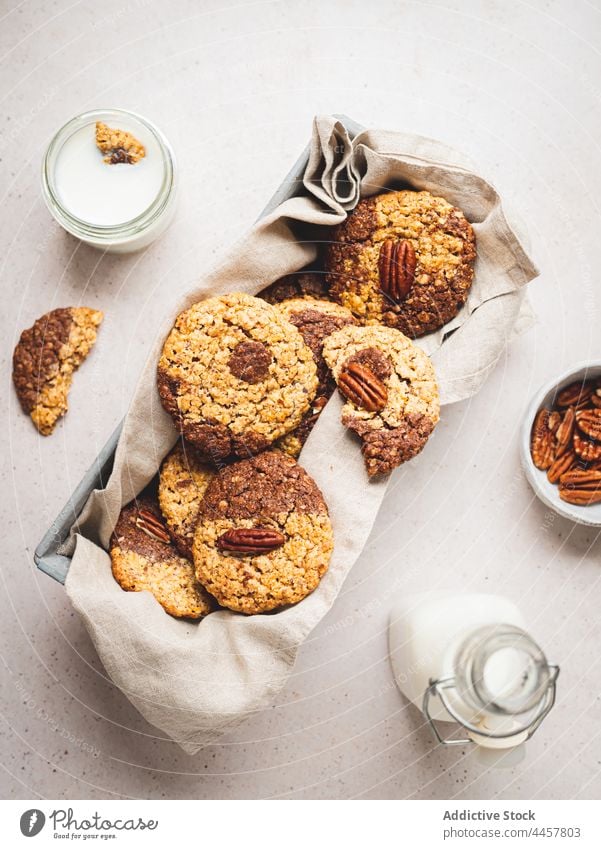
{"left": 389, "top": 593, "right": 559, "bottom": 750}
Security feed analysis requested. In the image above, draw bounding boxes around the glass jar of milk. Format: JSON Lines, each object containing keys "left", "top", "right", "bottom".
{"left": 42, "top": 109, "right": 177, "bottom": 253}
{"left": 389, "top": 593, "right": 559, "bottom": 749}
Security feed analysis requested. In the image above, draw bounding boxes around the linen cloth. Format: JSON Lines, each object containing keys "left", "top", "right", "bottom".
{"left": 65, "top": 116, "right": 538, "bottom": 753}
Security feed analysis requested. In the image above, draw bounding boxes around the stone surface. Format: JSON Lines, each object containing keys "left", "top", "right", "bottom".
{"left": 1, "top": 0, "right": 601, "bottom": 800}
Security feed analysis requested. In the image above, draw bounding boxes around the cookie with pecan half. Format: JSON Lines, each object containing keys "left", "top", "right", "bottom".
{"left": 157, "top": 293, "right": 318, "bottom": 463}
{"left": 325, "top": 190, "right": 476, "bottom": 337}
{"left": 323, "top": 324, "right": 440, "bottom": 476}
{"left": 13, "top": 307, "right": 103, "bottom": 435}
{"left": 193, "top": 451, "right": 333, "bottom": 614}
{"left": 110, "top": 494, "right": 214, "bottom": 620}
{"left": 273, "top": 298, "right": 356, "bottom": 456}
{"left": 158, "top": 440, "right": 215, "bottom": 557}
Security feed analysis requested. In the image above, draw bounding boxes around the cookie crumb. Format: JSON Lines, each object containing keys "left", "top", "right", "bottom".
{"left": 95, "top": 121, "right": 145, "bottom": 165}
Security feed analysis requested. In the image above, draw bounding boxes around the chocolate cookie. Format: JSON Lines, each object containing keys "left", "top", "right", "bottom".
{"left": 110, "top": 495, "right": 213, "bottom": 620}
{"left": 274, "top": 298, "right": 356, "bottom": 456}
{"left": 193, "top": 451, "right": 333, "bottom": 614}
{"left": 158, "top": 441, "right": 214, "bottom": 557}
{"left": 13, "top": 307, "right": 103, "bottom": 435}
{"left": 323, "top": 324, "right": 440, "bottom": 476}
{"left": 258, "top": 270, "right": 330, "bottom": 304}
{"left": 157, "top": 293, "right": 318, "bottom": 463}
{"left": 325, "top": 190, "right": 476, "bottom": 337}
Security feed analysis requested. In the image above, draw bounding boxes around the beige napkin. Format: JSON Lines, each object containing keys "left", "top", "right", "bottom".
{"left": 64, "top": 116, "right": 538, "bottom": 754}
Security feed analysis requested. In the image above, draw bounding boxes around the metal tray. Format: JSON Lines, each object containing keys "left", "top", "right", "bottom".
{"left": 34, "top": 114, "right": 364, "bottom": 585}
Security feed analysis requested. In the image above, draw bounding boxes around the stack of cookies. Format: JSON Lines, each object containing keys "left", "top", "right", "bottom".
{"left": 110, "top": 189, "right": 477, "bottom": 619}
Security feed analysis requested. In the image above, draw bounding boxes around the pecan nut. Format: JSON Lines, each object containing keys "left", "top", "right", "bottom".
{"left": 558, "top": 486, "right": 601, "bottom": 505}
{"left": 575, "top": 408, "right": 601, "bottom": 441}
{"left": 547, "top": 411, "right": 561, "bottom": 432}
{"left": 555, "top": 407, "right": 575, "bottom": 455}
{"left": 378, "top": 239, "right": 416, "bottom": 303}
{"left": 135, "top": 508, "right": 171, "bottom": 544}
{"left": 217, "top": 527, "right": 285, "bottom": 555}
{"left": 338, "top": 362, "right": 388, "bottom": 412}
{"left": 573, "top": 432, "right": 601, "bottom": 462}
{"left": 547, "top": 449, "right": 576, "bottom": 484}
{"left": 530, "top": 409, "right": 555, "bottom": 470}
{"left": 559, "top": 468, "right": 601, "bottom": 489}
{"left": 556, "top": 381, "right": 593, "bottom": 409}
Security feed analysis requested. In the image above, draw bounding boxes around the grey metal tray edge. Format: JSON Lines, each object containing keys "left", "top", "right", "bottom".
{"left": 35, "top": 114, "right": 364, "bottom": 585}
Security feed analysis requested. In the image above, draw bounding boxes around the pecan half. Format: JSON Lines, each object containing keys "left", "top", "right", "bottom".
{"left": 217, "top": 527, "right": 285, "bottom": 555}
{"left": 556, "top": 381, "right": 593, "bottom": 408}
{"left": 530, "top": 409, "right": 555, "bottom": 470}
{"left": 135, "top": 508, "right": 171, "bottom": 544}
{"left": 547, "top": 411, "right": 562, "bottom": 432}
{"left": 558, "top": 486, "right": 601, "bottom": 505}
{"left": 591, "top": 390, "right": 601, "bottom": 409}
{"left": 547, "top": 449, "right": 576, "bottom": 484}
{"left": 575, "top": 408, "right": 601, "bottom": 441}
{"left": 573, "top": 432, "right": 601, "bottom": 462}
{"left": 338, "top": 362, "right": 388, "bottom": 412}
{"left": 378, "top": 239, "right": 416, "bottom": 303}
{"left": 555, "top": 407, "right": 575, "bottom": 455}
{"left": 559, "top": 468, "right": 601, "bottom": 489}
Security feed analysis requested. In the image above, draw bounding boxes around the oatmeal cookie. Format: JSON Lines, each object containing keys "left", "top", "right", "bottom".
{"left": 193, "top": 451, "right": 333, "bottom": 614}
{"left": 325, "top": 190, "right": 476, "bottom": 337}
{"left": 258, "top": 270, "right": 330, "bottom": 304}
{"left": 13, "top": 307, "right": 103, "bottom": 435}
{"left": 157, "top": 293, "right": 318, "bottom": 462}
{"left": 158, "top": 441, "right": 215, "bottom": 557}
{"left": 110, "top": 494, "right": 213, "bottom": 620}
{"left": 274, "top": 298, "right": 356, "bottom": 456}
{"left": 323, "top": 324, "right": 440, "bottom": 476}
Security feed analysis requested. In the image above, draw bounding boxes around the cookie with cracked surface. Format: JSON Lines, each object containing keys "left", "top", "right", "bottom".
{"left": 157, "top": 293, "right": 318, "bottom": 462}
{"left": 274, "top": 298, "right": 356, "bottom": 457}
{"left": 323, "top": 324, "right": 440, "bottom": 477}
{"left": 110, "top": 495, "right": 214, "bottom": 620}
{"left": 158, "top": 441, "right": 215, "bottom": 557}
{"left": 258, "top": 270, "right": 330, "bottom": 304}
{"left": 13, "top": 307, "right": 103, "bottom": 435}
{"left": 193, "top": 450, "right": 333, "bottom": 614}
{"left": 325, "top": 190, "right": 476, "bottom": 337}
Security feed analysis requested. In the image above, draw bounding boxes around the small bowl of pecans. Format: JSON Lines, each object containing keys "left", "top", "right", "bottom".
{"left": 522, "top": 363, "right": 601, "bottom": 526}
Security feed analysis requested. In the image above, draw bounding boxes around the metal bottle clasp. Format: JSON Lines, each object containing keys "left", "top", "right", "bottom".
{"left": 422, "top": 665, "right": 560, "bottom": 747}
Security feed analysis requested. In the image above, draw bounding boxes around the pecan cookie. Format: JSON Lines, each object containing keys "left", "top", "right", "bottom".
{"left": 110, "top": 495, "right": 213, "bottom": 620}
{"left": 274, "top": 298, "right": 356, "bottom": 456}
{"left": 193, "top": 451, "right": 333, "bottom": 614}
{"left": 13, "top": 307, "right": 103, "bottom": 435}
{"left": 158, "top": 441, "right": 215, "bottom": 557}
{"left": 325, "top": 190, "right": 476, "bottom": 337}
{"left": 157, "top": 293, "right": 318, "bottom": 462}
{"left": 258, "top": 270, "right": 330, "bottom": 304}
{"left": 323, "top": 324, "right": 440, "bottom": 476}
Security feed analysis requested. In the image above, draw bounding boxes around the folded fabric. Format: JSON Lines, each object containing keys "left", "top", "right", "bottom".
{"left": 64, "top": 116, "right": 538, "bottom": 754}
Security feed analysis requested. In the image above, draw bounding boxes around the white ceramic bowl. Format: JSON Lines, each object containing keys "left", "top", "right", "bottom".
{"left": 521, "top": 362, "right": 601, "bottom": 527}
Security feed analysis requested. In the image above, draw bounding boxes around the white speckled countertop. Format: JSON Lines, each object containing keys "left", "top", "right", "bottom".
{"left": 2, "top": 0, "right": 601, "bottom": 800}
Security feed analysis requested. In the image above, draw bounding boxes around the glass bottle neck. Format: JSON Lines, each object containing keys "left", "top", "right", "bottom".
{"left": 453, "top": 624, "right": 551, "bottom": 717}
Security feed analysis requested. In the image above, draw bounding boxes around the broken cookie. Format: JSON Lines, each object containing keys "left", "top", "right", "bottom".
{"left": 110, "top": 494, "right": 214, "bottom": 619}
{"left": 13, "top": 307, "right": 103, "bottom": 435}
{"left": 323, "top": 324, "right": 440, "bottom": 476}
{"left": 95, "top": 121, "right": 145, "bottom": 164}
